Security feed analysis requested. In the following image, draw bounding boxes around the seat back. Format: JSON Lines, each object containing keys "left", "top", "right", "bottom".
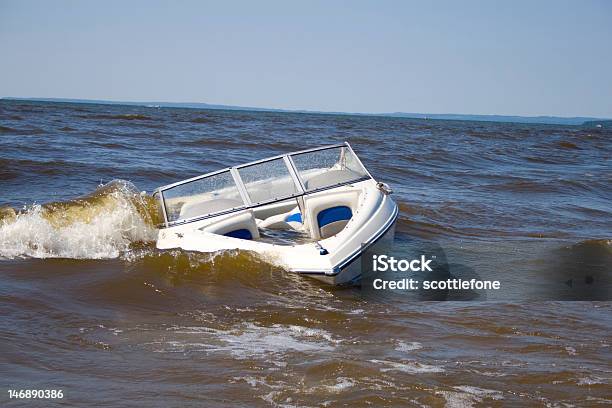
{"left": 200, "top": 210, "right": 260, "bottom": 240}
{"left": 303, "top": 190, "right": 361, "bottom": 240}
{"left": 180, "top": 198, "right": 242, "bottom": 220}
{"left": 317, "top": 206, "right": 352, "bottom": 238}
{"left": 257, "top": 206, "right": 303, "bottom": 231}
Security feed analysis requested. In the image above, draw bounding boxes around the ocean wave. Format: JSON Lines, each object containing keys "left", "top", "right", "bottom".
{"left": 0, "top": 125, "right": 44, "bottom": 135}
{"left": 525, "top": 155, "right": 565, "bottom": 164}
{"left": 0, "top": 206, "right": 17, "bottom": 222}
{"left": 0, "top": 180, "right": 158, "bottom": 259}
{"left": 537, "top": 238, "right": 612, "bottom": 300}
{"left": 557, "top": 140, "right": 580, "bottom": 149}
{"left": 0, "top": 157, "right": 122, "bottom": 178}
{"left": 121, "top": 249, "right": 320, "bottom": 300}
{"left": 0, "top": 169, "right": 19, "bottom": 181}
{"left": 369, "top": 359, "right": 445, "bottom": 374}
{"left": 187, "top": 117, "right": 216, "bottom": 124}
{"left": 148, "top": 322, "right": 338, "bottom": 358}
{"left": 11, "top": 105, "right": 47, "bottom": 113}
{"left": 478, "top": 179, "right": 563, "bottom": 193}
{"left": 437, "top": 386, "right": 503, "bottom": 407}
{"left": 177, "top": 138, "right": 296, "bottom": 153}
{"left": 0, "top": 114, "right": 22, "bottom": 120}
{"left": 565, "top": 238, "right": 612, "bottom": 253}
{"left": 78, "top": 114, "right": 153, "bottom": 121}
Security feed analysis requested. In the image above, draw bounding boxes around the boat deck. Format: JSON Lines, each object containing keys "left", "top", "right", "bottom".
{"left": 257, "top": 228, "right": 314, "bottom": 246}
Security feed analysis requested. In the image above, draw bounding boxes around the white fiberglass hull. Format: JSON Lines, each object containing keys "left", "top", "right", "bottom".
{"left": 298, "top": 214, "right": 397, "bottom": 285}
{"left": 156, "top": 179, "right": 398, "bottom": 285}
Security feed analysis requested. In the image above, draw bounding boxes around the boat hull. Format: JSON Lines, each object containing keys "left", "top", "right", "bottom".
{"left": 296, "top": 213, "right": 397, "bottom": 286}
{"left": 156, "top": 179, "right": 398, "bottom": 286}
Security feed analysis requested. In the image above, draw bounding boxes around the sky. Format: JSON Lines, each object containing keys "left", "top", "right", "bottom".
{"left": 0, "top": 0, "right": 611, "bottom": 117}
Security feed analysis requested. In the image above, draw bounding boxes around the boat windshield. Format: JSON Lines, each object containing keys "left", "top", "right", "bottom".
{"left": 290, "top": 145, "right": 369, "bottom": 191}
{"left": 237, "top": 157, "right": 300, "bottom": 205}
{"left": 161, "top": 169, "right": 245, "bottom": 223}
{"left": 157, "top": 143, "right": 370, "bottom": 226}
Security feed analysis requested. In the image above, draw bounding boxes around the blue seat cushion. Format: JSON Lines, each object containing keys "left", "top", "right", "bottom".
{"left": 224, "top": 229, "right": 253, "bottom": 240}
{"left": 285, "top": 212, "right": 302, "bottom": 223}
{"left": 317, "top": 206, "right": 352, "bottom": 228}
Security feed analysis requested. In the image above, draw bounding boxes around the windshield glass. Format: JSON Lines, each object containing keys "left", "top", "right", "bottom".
{"left": 161, "top": 170, "right": 245, "bottom": 222}
{"left": 237, "top": 157, "right": 301, "bottom": 205}
{"left": 290, "top": 146, "right": 369, "bottom": 191}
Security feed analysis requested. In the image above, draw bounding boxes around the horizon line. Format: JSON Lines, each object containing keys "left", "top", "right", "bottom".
{"left": 2, "top": 96, "right": 610, "bottom": 126}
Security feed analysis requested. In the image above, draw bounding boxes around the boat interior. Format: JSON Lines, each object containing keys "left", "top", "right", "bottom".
{"left": 155, "top": 143, "right": 373, "bottom": 245}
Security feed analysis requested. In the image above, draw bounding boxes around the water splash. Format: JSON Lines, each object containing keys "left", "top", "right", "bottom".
{"left": 0, "top": 180, "right": 158, "bottom": 259}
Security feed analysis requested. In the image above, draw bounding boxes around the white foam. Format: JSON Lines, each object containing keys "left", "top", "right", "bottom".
{"left": 565, "top": 346, "right": 577, "bottom": 356}
{"left": 323, "top": 377, "right": 355, "bottom": 392}
{"left": 150, "top": 323, "right": 338, "bottom": 359}
{"left": 208, "top": 323, "right": 337, "bottom": 359}
{"left": 369, "top": 359, "right": 444, "bottom": 374}
{"left": 436, "top": 391, "right": 475, "bottom": 408}
{"left": 437, "top": 386, "right": 503, "bottom": 408}
{"left": 577, "top": 376, "right": 606, "bottom": 385}
{"left": 0, "top": 184, "right": 156, "bottom": 259}
{"left": 454, "top": 386, "right": 503, "bottom": 399}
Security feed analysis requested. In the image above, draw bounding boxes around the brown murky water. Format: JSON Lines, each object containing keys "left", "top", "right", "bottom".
{"left": 1, "top": 100, "right": 611, "bottom": 406}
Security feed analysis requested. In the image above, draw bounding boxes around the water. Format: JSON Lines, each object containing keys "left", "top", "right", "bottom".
{"left": 1, "top": 100, "right": 610, "bottom": 406}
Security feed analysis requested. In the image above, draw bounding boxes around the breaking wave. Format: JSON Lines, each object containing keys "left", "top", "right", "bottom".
{"left": 0, "top": 125, "right": 44, "bottom": 135}
{"left": 0, "top": 180, "right": 159, "bottom": 259}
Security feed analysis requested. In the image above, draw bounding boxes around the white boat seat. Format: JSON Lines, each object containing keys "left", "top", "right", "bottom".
{"left": 317, "top": 206, "right": 352, "bottom": 238}
{"left": 180, "top": 198, "right": 243, "bottom": 220}
{"left": 303, "top": 189, "right": 361, "bottom": 240}
{"left": 257, "top": 206, "right": 303, "bottom": 230}
{"left": 304, "top": 169, "right": 362, "bottom": 190}
{"left": 200, "top": 210, "right": 260, "bottom": 240}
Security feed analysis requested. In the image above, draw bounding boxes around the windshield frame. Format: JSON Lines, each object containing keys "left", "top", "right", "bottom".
{"left": 155, "top": 142, "right": 372, "bottom": 228}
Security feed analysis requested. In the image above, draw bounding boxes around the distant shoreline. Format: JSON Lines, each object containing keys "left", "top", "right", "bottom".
{"left": 2, "top": 97, "right": 609, "bottom": 126}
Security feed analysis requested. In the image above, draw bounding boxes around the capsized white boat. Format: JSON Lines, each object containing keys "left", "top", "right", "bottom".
{"left": 154, "top": 142, "right": 398, "bottom": 285}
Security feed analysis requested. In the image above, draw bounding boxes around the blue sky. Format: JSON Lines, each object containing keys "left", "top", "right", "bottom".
{"left": 1, "top": 0, "right": 610, "bottom": 117}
